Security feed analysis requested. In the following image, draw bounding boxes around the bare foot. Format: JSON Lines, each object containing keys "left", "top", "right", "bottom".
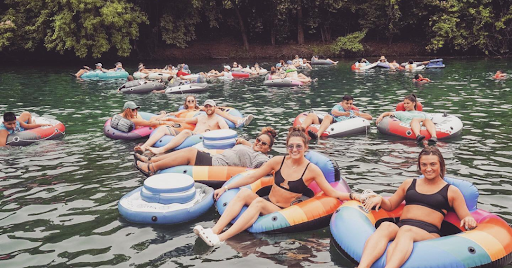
{"left": 148, "top": 146, "right": 165, "bottom": 155}
{"left": 134, "top": 153, "right": 150, "bottom": 162}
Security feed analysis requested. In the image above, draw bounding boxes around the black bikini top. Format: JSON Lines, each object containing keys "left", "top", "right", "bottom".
{"left": 273, "top": 156, "right": 310, "bottom": 194}
{"left": 405, "top": 179, "right": 451, "bottom": 216}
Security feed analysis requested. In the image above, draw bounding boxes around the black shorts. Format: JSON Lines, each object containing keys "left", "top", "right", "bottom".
{"left": 195, "top": 150, "right": 213, "bottom": 166}
{"left": 397, "top": 219, "right": 441, "bottom": 235}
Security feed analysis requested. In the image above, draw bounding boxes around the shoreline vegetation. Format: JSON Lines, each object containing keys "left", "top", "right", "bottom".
{"left": 1, "top": 0, "right": 510, "bottom": 61}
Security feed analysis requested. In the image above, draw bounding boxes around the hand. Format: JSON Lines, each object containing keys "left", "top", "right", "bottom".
{"left": 364, "top": 195, "right": 383, "bottom": 212}
{"left": 376, "top": 116, "right": 383, "bottom": 124}
{"left": 354, "top": 111, "right": 360, "bottom": 116}
{"left": 159, "top": 111, "right": 167, "bottom": 115}
{"left": 40, "top": 123, "right": 52, "bottom": 127}
{"left": 460, "top": 216, "right": 477, "bottom": 230}
{"left": 214, "top": 187, "right": 227, "bottom": 200}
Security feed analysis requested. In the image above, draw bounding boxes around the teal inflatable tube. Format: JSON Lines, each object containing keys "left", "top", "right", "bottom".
{"left": 81, "top": 71, "right": 129, "bottom": 80}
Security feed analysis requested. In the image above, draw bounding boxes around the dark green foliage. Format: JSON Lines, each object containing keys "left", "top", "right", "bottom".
{"left": 0, "top": 0, "right": 510, "bottom": 57}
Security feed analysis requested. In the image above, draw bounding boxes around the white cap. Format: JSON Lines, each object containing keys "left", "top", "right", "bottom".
{"left": 224, "top": 66, "right": 231, "bottom": 70}
{"left": 203, "top": 99, "right": 216, "bottom": 107}
{"left": 95, "top": 63, "right": 102, "bottom": 67}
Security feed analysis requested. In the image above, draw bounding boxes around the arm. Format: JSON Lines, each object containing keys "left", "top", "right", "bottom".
{"left": 311, "top": 165, "right": 353, "bottom": 200}
{"left": 214, "top": 157, "right": 280, "bottom": 199}
{"left": 236, "top": 138, "right": 252, "bottom": 147}
{"left": 218, "top": 117, "right": 229, "bottom": 129}
{"left": 165, "top": 117, "right": 199, "bottom": 124}
{"left": 376, "top": 111, "right": 395, "bottom": 124}
{"left": 364, "top": 179, "right": 410, "bottom": 212}
{"left": 331, "top": 108, "right": 351, "bottom": 117}
{"left": 449, "top": 186, "right": 477, "bottom": 230}
{"left": 19, "top": 121, "right": 51, "bottom": 129}
{"left": 0, "top": 130, "right": 8, "bottom": 147}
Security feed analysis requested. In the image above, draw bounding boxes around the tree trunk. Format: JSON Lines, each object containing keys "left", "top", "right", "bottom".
{"left": 231, "top": 0, "right": 249, "bottom": 50}
{"left": 297, "top": 0, "right": 304, "bottom": 45}
{"left": 271, "top": 27, "right": 276, "bottom": 46}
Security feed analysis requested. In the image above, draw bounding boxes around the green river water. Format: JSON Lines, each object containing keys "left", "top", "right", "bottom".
{"left": 0, "top": 59, "right": 511, "bottom": 267}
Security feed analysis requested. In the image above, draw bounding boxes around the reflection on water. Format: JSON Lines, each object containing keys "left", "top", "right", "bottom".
{"left": 0, "top": 60, "right": 511, "bottom": 267}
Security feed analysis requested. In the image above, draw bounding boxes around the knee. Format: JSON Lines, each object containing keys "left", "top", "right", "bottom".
{"left": 181, "top": 129, "right": 192, "bottom": 136}
{"left": 20, "top": 111, "right": 31, "bottom": 117}
{"left": 324, "top": 114, "right": 333, "bottom": 123}
{"left": 249, "top": 197, "right": 266, "bottom": 209}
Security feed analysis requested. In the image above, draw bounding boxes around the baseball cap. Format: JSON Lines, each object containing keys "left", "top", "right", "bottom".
{"left": 287, "top": 60, "right": 293, "bottom": 65}
{"left": 123, "top": 101, "right": 140, "bottom": 110}
{"left": 224, "top": 66, "right": 231, "bottom": 70}
{"left": 95, "top": 63, "right": 102, "bottom": 67}
{"left": 203, "top": 99, "right": 216, "bottom": 107}
{"left": 276, "top": 63, "right": 282, "bottom": 68}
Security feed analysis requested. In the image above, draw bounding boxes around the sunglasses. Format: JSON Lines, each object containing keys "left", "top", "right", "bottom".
{"left": 186, "top": 99, "right": 196, "bottom": 103}
{"left": 256, "top": 137, "right": 269, "bottom": 147}
{"left": 287, "top": 144, "right": 304, "bottom": 151}
{"left": 131, "top": 108, "right": 139, "bottom": 112}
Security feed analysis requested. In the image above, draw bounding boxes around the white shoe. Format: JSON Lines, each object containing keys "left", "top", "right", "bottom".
{"left": 193, "top": 225, "right": 204, "bottom": 237}
{"left": 236, "top": 114, "right": 254, "bottom": 128}
{"left": 198, "top": 227, "right": 224, "bottom": 247}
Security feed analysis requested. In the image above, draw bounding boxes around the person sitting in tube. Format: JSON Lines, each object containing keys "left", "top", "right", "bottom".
{"left": 74, "top": 62, "right": 106, "bottom": 78}
{"left": 118, "top": 101, "right": 175, "bottom": 129}
{"left": 493, "top": 70, "right": 507, "bottom": 79}
{"left": 192, "top": 126, "right": 361, "bottom": 247}
{"left": 311, "top": 55, "right": 338, "bottom": 65}
{"left": 134, "top": 127, "right": 277, "bottom": 176}
{"left": 0, "top": 112, "right": 52, "bottom": 147}
{"left": 378, "top": 56, "right": 388, "bottom": 63}
{"left": 405, "top": 59, "right": 417, "bottom": 71}
{"left": 413, "top": 74, "right": 431, "bottom": 83}
{"left": 175, "top": 64, "right": 196, "bottom": 82}
{"left": 376, "top": 94, "right": 438, "bottom": 144}
{"left": 133, "top": 99, "right": 229, "bottom": 155}
{"left": 302, "top": 95, "right": 373, "bottom": 140}
{"left": 300, "top": 58, "right": 313, "bottom": 69}
{"left": 207, "top": 66, "right": 233, "bottom": 79}
{"left": 284, "top": 64, "right": 312, "bottom": 83}
{"left": 355, "top": 58, "right": 370, "bottom": 68}
{"left": 356, "top": 146, "right": 477, "bottom": 268}
{"left": 158, "top": 95, "right": 253, "bottom": 128}
{"left": 109, "top": 62, "right": 125, "bottom": 72}
{"left": 389, "top": 60, "right": 401, "bottom": 70}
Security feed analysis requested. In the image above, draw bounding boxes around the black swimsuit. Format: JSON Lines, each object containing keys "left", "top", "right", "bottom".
{"left": 398, "top": 179, "right": 451, "bottom": 235}
{"left": 274, "top": 156, "right": 310, "bottom": 194}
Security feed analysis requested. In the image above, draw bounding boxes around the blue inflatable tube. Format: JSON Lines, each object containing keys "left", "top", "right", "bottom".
{"left": 330, "top": 176, "right": 512, "bottom": 268}
{"left": 118, "top": 183, "right": 214, "bottom": 225}
{"left": 81, "top": 71, "right": 129, "bottom": 80}
{"left": 151, "top": 133, "right": 204, "bottom": 150}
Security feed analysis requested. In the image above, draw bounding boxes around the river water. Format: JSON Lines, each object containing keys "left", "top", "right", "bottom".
{"left": 0, "top": 59, "right": 511, "bottom": 267}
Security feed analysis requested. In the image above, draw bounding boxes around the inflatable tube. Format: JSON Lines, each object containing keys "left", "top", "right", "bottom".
{"left": 104, "top": 112, "right": 157, "bottom": 140}
{"left": 311, "top": 59, "right": 334, "bottom": 65}
{"left": 165, "top": 83, "right": 209, "bottom": 94}
{"left": 232, "top": 72, "right": 250, "bottom": 78}
{"left": 151, "top": 132, "right": 203, "bottom": 150}
{"left": 377, "top": 113, "right": 463, "bottom": 140}
{"left": 174, "top": 106, "right": 244, "bottom": 129}
{"left": 352, "top": 62, "right": 378, "bottom": 71}
{"left": 119, "top": 81, "right": 165, "bottom": 94}
{"left": 118, "top": 175, "right": 214, "bottom": 225}
{"left": 376, "top": 62, "right": 390, "bottom": 69}
{"left": 1, "top": 117, "right": 65, "bottom": 146}
{"left": 330, "top": 177, "right": 512, "bottom": 268}
{"left": 426, "top": 59, "right": 445, "bottom": 69}
{"left": 395, "top": 102, "right": 423, "bottom": 111}
{"left": 81, "top": 71, "right": 129, "bottom": 80}
{"left": 293, "top": 111, "right": 370, "bottom": 138}
{"left": 202, "top": 129, "right": 237, "bottom": 149}
{"left": 159, "top": 166, "right": 250, "bottom": 189}
{"left": 263, "top": 78, "right": 303, "bottom": 87}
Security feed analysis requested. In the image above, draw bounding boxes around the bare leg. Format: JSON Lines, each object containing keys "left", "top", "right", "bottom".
{"left": 358, "top": 222, "right": 399, "bottom": 268}
{"left": 385, "top": 226, "right": 437, "bottom": 268}
{"left": 300, "top": 113, "right": 320, "bottom": 129}
{"left": 316, "top": 115, "right": 334, "bottom": 137}
{"left": 142, "top": 147, "right": 199, "bottom": 172}
{"left": 137, "top": 126, "right": 173, "bottom": 152}
{"left": 148, "top": 129, "right": 193, "bottom": 154}
{"left": 75, "top": 69, "right": 88, "bottom": 78}
{"left": 410, "top": 118, "right": 422, "bottom": 137}
{"left": 212, "top": 188, "right": 260, "bottom": 235}
{"left": 215, "top": 109, "right": 242, "bottom": 124}
{"left": 422, "top": 119, "right": 437, "bottom": 139}
{"left": 17, "top": 111, "right": 33, "bottom": 124}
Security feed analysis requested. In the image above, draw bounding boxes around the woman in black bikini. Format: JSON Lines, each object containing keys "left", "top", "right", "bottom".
{"left": 357, "top": 146, "right": 477, "bottom": 268}
{"left": 193, "top": 126, "right": 358, "bottom": 246}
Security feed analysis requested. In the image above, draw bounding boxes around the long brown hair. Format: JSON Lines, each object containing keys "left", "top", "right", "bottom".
{"left": 121, "top": 108, "right": 137, "bottom": 120}
{"left": 257, "top": 127, "right": 277, "bottom": 148}
{"left": 183, "top": 95, "right": 200, "bottom": 110}
{"left": 417, "top": 146, "right": 446, "bottom": 179}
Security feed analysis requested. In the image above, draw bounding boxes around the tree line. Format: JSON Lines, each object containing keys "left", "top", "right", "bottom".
{"left": 0, "top": 0, "right": 510, "bottom": 59}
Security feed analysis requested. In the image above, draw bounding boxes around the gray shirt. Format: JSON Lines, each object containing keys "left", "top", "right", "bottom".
{"left": 212, "top": 144, "right": 270, "bottom": 168}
